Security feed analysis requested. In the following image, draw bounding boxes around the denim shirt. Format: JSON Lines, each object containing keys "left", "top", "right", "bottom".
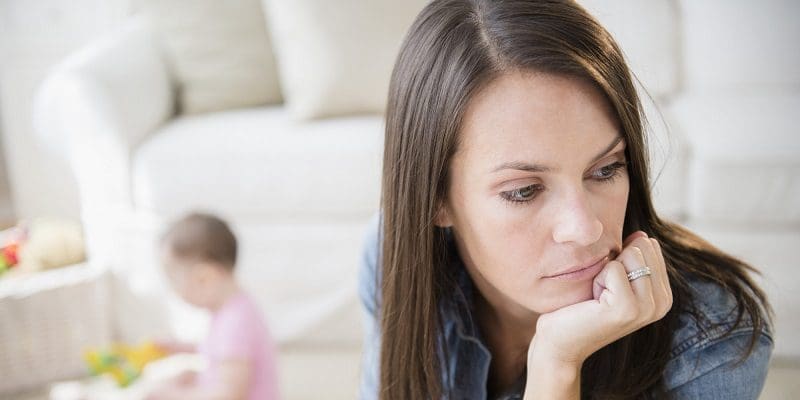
{"left": 357, "top": 215, "right": 773, "bottom": 399}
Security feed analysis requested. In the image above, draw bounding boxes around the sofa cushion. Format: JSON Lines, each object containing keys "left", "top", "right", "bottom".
{"left": 679, "top": 0, "right": 800, "bottom": 89}
{"left": 131, "top": 107, "right": 383, "bottom": 220}
{"left": 260, "top": 0, "right": 427, "bottom": 119}
{"left": 579, "top": 0, "right": 679, "bottom": 98}
{"left": 234, "top": 221, "right": 368, "bottom": 345}
{"left": 671, "top": 92, "right": 800, "bottom": 225}
{"left": 136, "top": 0, "right": 283, "bottom": 114}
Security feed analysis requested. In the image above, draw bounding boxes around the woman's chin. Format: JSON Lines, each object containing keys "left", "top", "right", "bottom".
{"left": 531, "top": 284, "right": 595, "bottom": 314}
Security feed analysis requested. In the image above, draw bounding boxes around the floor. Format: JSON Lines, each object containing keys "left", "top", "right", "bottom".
{"left": 4, "top": 347, "right": 363, "bottom": 400}
{"left": 760, "top": 360, "right": 800, "bottom": 400}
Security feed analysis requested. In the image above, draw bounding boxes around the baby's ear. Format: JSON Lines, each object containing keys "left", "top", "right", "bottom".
{"left": 433, "top": 201, "right": 454, "bottom": 228}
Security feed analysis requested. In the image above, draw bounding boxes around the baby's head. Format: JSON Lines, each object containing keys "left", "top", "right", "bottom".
{"left": 159, "top": 212, "right": 238, "bottom": 309}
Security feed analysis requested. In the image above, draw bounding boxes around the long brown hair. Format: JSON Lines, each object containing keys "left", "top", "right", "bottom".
{"left": 379, "top": 0, "right": 771, "bottom": 399}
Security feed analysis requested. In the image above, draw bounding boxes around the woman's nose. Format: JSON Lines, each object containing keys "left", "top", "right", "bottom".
{"left": 551, "top": 190, "right": 604, "bottom": 246}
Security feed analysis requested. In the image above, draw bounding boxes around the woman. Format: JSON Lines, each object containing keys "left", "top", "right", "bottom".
{"left": 358, "top": 0, "right": 773, "bottom": 399}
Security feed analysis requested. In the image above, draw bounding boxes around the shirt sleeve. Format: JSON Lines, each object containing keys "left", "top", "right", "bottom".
{"left": 665, "top": 330, "right": 773, "bottom": 399}
{"left": 358, "top": 213, "right": 382, "bottom": 400}
{"left": 206, "top": 302, "right": 256, "bottom": 362}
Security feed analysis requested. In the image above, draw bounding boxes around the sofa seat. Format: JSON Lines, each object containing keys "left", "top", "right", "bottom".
{"left": 132, "top": 107, "right": 384, "bottom": 221}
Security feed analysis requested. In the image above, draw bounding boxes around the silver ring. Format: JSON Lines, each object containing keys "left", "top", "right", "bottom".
{"left": 627, "top": 267, "right": 652, "bottom": 282}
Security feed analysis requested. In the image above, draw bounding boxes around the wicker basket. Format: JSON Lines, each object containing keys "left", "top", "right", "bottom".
{"left": 0, "top": 263, "right": 112, "bottom": 396}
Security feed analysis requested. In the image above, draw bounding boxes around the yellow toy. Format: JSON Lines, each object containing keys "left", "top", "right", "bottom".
{"left": 83, "top": 341, "right": 166, "bottom": 387}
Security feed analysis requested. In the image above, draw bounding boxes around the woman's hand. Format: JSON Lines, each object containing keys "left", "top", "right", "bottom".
{"left": 524, "top": 231, "right": 672, "bottom": 399}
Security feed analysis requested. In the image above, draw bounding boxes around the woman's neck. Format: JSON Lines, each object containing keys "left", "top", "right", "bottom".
{"left": 473, "top": 288, "right": 539, "bottom": 396}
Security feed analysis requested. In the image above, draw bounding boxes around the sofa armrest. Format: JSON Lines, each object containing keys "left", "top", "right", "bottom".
{"left": 34, "top": 16, "right": 174, "bottom": 266}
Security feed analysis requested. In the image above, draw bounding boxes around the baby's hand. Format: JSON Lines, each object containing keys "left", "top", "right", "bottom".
{"left": 173, "top": 370, "right": 197, "bottom": 386}
{"left": 153, "top": 338, "right": 196, "bottom": 355}
{"left": 144, "top": 381, "right": 179, "bottom": 400}
{"left": 144, "top": 371, "right": 196, "bottom": 400}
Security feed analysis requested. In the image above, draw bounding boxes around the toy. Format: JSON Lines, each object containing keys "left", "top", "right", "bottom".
{"left": 83, "top": 341, "right": 167, "bottom": 387}
{"left": 0, "top": 218, "right": 87, "bottom": 276}
{"left": 20, "top": 218, "right": 85, "bottom": 271}
{"left": 0, "top": 228, "right": 23, "bottom": 277}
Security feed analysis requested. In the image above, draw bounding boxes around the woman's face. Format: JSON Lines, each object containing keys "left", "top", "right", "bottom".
{"left": 438, "top": 71, "right": 629, "bottom": 317}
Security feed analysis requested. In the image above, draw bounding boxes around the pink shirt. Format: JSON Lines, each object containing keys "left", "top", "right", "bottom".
{"left": 198, "top": 291, "right": 280, "bottom": 400}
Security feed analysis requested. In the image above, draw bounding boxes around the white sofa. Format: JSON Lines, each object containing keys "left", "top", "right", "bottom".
{"left": 33, "top": 0, "right": 799, "bottom": 398}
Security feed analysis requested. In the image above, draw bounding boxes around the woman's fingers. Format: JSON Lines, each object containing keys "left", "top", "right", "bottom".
{"left": 617, "top": 232, "right": 674, "bottom": 324}
{"left": 594, "top": 260, "right": 634, "bottom": 308}
{"left": 617, "top": 236, "right": 655, "bottom": 304}
{"left": 649, "top": 238, "right": 673, "bottom": 316}
{"left": 612, "top": 231, "right": 676, "bottom": 325}
{"left": 623, "top": 230, "right": 648, "bottom": 247}
{"left": 635, "top": 236, "right": 670, "bottom": 318}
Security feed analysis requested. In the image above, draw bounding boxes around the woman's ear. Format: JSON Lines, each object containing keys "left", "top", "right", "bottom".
{"left": 434, "top": 201, "right": 454, "bottom": 228}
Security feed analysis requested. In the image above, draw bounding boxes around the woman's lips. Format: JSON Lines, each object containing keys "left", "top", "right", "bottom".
{"left": 545, "top": 254, "right": 610, "bottom": 281}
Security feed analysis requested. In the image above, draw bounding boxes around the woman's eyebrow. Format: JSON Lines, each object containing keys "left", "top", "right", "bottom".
{"left": 491, "top": 135, "right": 624, "bottom": 173}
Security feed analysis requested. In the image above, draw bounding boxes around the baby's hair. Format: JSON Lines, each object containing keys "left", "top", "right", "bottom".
{"left": 161, "top": 212, "right": 237, "bottom": 270}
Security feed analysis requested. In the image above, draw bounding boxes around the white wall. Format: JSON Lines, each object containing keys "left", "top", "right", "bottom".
{"left": 0, "top": 0, "right": 132, "bottom": 221}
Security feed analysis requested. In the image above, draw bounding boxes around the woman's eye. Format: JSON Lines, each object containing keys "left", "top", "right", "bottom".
{"left": 499, "top": 162, "right": 625, "bottom": 206}
{"left": 501, "top": 184, "right": 543, "bottom": 204}
{"left": 592, "top": 161, "right": 627, "bottom": 182}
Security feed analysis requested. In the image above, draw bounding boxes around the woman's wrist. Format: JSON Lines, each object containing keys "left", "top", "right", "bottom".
{"left": 524, "top": 338, "right": 583, "bottom": 400}
{"left": 524, "top": 357, "right": 581, "bottom": 400}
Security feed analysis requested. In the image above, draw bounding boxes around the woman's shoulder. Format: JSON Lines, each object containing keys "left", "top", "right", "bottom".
{"left": 662, "top": 274, "right": 774, "bottom": 394}
{"left": 670, "top": 275, "right": 773, "bottom": 355}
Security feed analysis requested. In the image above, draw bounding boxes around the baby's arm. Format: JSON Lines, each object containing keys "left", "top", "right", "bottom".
{"left": 154, "top": 339, "right": 197, "bottom": 355}
{"left": 145, "top": 359, "right": 251, "bottom": 400}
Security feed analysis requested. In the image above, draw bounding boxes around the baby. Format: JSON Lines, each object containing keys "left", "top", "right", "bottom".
{"left": 147, "top": 212, "right": 280, "bottom": 400}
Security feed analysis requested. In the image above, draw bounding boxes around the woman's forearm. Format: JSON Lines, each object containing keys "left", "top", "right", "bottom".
{"left": 523, "top": 348, "right": 581, "bottom": 400}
